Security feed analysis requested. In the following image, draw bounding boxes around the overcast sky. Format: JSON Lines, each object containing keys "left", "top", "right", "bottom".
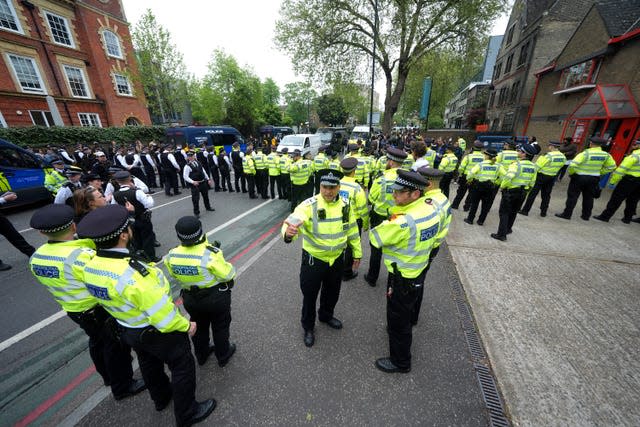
{"left": 121, "top": 0, "right": 510, "bottom": 98}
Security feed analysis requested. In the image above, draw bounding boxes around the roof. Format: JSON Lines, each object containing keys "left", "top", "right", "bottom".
{"left": 595, "top": 0, "right": 640, "bottom": 37}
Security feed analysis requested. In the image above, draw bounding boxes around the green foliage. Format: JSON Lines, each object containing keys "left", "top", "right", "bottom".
{"left": 0, "top": 126, "right": 166, "bottom": 147}
{"left": 331, "top": 80, "right": 370, "bottom": 125}
{"left": 316, "top": 94, "right": 348, "bottom": 126}
{"left": 283, "top": 82, "right": 316, "bottom": 127}
{"left": 261, "top": 104, "right": 284, "bottom": 125}
{"left": 262, "top": 78, "right": 281, "bottom": 105}
{"left": 188, "top": 79, "right": 225, "bottom": 125}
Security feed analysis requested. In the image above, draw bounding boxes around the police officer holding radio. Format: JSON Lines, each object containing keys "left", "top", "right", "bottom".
{"left": 282, "top": 169, "right": 362, "bottom": 347}
{"left": 183, "top": 151, "right": 214, "bottom": 217}
{"left": 165, "top": 216, "right": 237, "bottom": 367}
{"left": 78, "top": 205, "right": 215, "bottom": 427}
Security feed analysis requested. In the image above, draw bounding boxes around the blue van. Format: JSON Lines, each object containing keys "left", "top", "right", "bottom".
{"left": 259, "top": 125, "right": 294, "bottom": 139}
{"left": 0, "top": 138, "right": 51, "bottom": 208}
{"left": 166, "top": 126, "right": 246, "bottom": 154}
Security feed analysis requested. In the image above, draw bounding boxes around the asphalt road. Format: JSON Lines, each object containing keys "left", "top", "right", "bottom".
{"left": 0, "top": 188, "right": 496, "bottom": 426}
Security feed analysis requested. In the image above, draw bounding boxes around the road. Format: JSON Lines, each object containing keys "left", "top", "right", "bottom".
{"left": 0, "top": 189, "right": 501, "bottom": 426}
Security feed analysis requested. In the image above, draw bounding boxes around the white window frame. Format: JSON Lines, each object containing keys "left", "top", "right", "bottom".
{"left": 77, "top": 112, "right": 102, "bottom": 127}
{"left": 0, "top": 0, "right": 23, "bottom": 34}
{"left": 102, "top": 29, "right": 123, "bottom": 59}
{"left": 0, "top": 110, "right": 7, "bottom": 128}
{"left": 7, "top": 54, "right": 47, "bottom": 94}
{"left": 113, "top": 73, "right": 132, "bottom": 96}
{"left": 29, "top": 110, "right": 55, "bottom": 127}
{"left": 62, "top": 65, "right": 90, "bottom": 98}
{"left": 44, "top": 11, "right": 75, "bottom": 48}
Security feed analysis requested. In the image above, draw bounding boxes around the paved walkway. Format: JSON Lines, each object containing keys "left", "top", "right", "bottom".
{"left": 447, "top": 181, "right": 640, "bottom": 426}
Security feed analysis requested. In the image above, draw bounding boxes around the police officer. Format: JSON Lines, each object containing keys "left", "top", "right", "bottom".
{"left": 253, "top": 146, "right": 269, "bottom": 199}
{"left": 556, "top": 136, "right": 617, "bottom": 221}
{"left": 282, "top": 169, "right": 362, "bottom": 347}
{"left": 140, "top": 146, "right": 157, "bottom": 189}
{"left": 365, "top": 147, "right": 407, "bottom": 287}
{"left": 29, "top": 204, "right": 145, "bottom": 400}
{"left": 289, "top": 149, "right": 312, "bottom": 212}
{"left": 594, "top": 139, "right": 640, "bottom": 223}
{"left": 230, "top": 142, "right": 247, "bottom": 193}
{"left": 54, "top": 166, "right": 84, "bottom": 206}
{"left": 451, "top": 140, "right": 485, "bottom": 210}
{"left": 91, "top": 151, "right": 111, "bottom": 187}
{"left": 160, "top": 145, "right": 182, "bottom": 196}
{"left": 174, "top": 145, "right": 188, "bottom": 189}
{"left": 266, "top": 147, "right": 281, "bottom": 199}
{"left": 312, "top": 146, "right": 329, "bottom": 194}
{"left": 464, "top": 148, "right": 502, "bottom": 226}
{"left": 78, "top": 205, "right": 215, "bottom": 426}
{"left": 183, "top": 151, "right": 214, "bottom": 217}
{"left": 44, "top": 158, "right": 68, "bottom": 195}
{"left": 339, "top": 157, "right": 369, "bottom": 281}
{"left": 207, "top": 147, "right": 222, "bottom": 192}
{"left": 496, "top": 140, "right": 519, "bottom": 169}
{"left": 242, "top": 145, "right": 258, "bottom": 199}
{"left": 369, "top": 170, "right": 440, "bottom": 373}
{"left": 165, "top": 217, "right": 237, "bottom": 366}
{"left": 491, "top": 144, "right": 538, "bottom": 241}
{"left": 0, "top": 192, "right": 36, "bottom": 270}
{"left": 519, "top": 140, "right": 567, "bottom": 217}
{"left": 217, "top": 148, "right": 233, "bottom": 192}
{"left": 438, "top": 144, "right": 459, "bottom": 198}
{"left": 278, "top": 147, "right": 291, "bottom": 201}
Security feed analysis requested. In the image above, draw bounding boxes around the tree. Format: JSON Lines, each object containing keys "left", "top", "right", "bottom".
{"left": 283, "top": 82, "right": 316, "bottom": 128}
{"left": 131, "top": 9, "right": 189, "bottom": 124}
{"left": 262, "top": 78, "right": 281, "bottom": 105}
{"left": 188, "top": 79, "right": 225, "bottom": 125}
{"left": 331, "top": 80, "right": 369, "bottom": 125}
{"left": 276, "top": 0, "right": 507, "bottom": 133}
{"left": 316, "top": 94, "right": 348, "bottom": 126}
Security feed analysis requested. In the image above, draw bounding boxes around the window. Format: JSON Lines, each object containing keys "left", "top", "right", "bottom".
{"left": 0, "top": 110, "right": 7, "bottom": 128}
{"left": 45, "top": 12, "right": 74, "bottom": 47}
{"left": 29, "top": 110, "right": 55, "bottom": 127}
{"left": 510, "top": 81, "right": 520, "bottom": 103}
{"left": 504, "top": 54, "right": 514, "bottom": 74}
{"left": 488, "top": 91, "right": 496, "bottom": 109}
{"left": 494, "top": 62, "right": 502, "bottom": 80}
{"left": 125, "top": 117, "right": 141, "bottom": 126}
{"left": 498, "top": 87, "right": 509, "bottom": 106}
{"left": 556, "top": 59, "right": 600, "bottom": 92}
{"left": 0, "top": 0, "right": 23, "bottom": 33}
{"left": 0, "top": 146, "right": 39, "bottom": 168}
{"left": 517, "top": 41, "right": 530, "bottom": 67}
{"left": 7, "top": 54, "right": 46, "bottom": 94}
{"left": 506, "top": 25, "right": 515, "bottom": 45}
{"left": 501, "top": 112, "right": 515, "bottom": 132}
{"left": 78, "top": 113, "right": 101, "bottom": 127}
{"left": 102, "top": 30, "right": 123, "bottom": 58}
{"left": 113, "top": 73, "right": 132, "bottom": 95}
{"left": 63, "top": 65, "right": 89, "bottom": 98}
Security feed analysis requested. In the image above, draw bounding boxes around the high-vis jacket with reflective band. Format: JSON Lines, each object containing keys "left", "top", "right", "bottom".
{"left": 266, "top": 153, "right": 281, "bottom": 176}
{"left": 83, "top": 255, "right": 189, "bottom": 332}
{"left": 362, "top": 156, "right": 375, "bottom": 186}
{"left": 425, "top": 150, "right": 437, "bottom": 167}
{"left": 459, "top": 152, "right": 485, "bottom": 176}
{"left": 253, "top": 152, "right": 267, "bottom": 170}
{"left": 467, "top": 160, "right": 502, "bottom": 183}
{"left": 375, "top": 155, "right": 388, "bottom": 175}
{"left": 438, "top": 152, "right": 459, "bottom": 173}
{"left": 165, "top": 241, "right": 236, "bottom": 289}
{"left": 279, "top": 154, "right": 292, "bottom": 174}
{"left": 536, "top": 151, "right": 567, "bottom": 176}
{"left": 345, "top": 153, "right": 370, "bottom": 186}
{"left": 282, "top": 195, "right": 362, "bottom": 265}
{"left": 568, "top": 147, "right": 616, "bottom": 177}
{"left": 290, "top": 159, "right": 312, "bottom": 185}
{"left": 339, "top": 176, "right": 370, "bottom": 230}
{"left": 500, "top": 160, "right": 537, "bottom": 190}
{"left": 328, "top": 158, "right": 341, "bottom": 171}
{"left": 369, "top": 197, "right": 440, "bottom": 279}
{"left": 609, "top": 149, "right": 640, "bottom": 185}
{"left": 422, "top": 189, "right": 451, "bottom": 248}
{"left": 44, "top": 169, "right": 67, "bottom": 194}
{"left": 30, "top": 239, "right": 97, "bottom": 313}
{"left": 312, "top": 153, "right": 328, "bottom": 173}
{"left": 242, "top": 155, "right": 256, "bottom": 175}
{"left": 496, "top": 149, "right": 518, "bottom": 168}
{"left": 369, "top": 167, "right": 399, "bottom": 217}
{"left": 401, "top": 154, "right": 415, "bottom": 171}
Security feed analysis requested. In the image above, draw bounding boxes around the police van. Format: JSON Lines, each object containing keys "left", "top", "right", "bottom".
{"left": 0, "top": 138, "right": 51, "bottom": 208}
{"left": 166, "top": 126, "right": 246, "bottom": 154}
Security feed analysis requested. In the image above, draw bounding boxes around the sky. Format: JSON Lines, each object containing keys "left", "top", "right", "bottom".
{"left": 121, "top": 0, "right": 510, "bottom": 100}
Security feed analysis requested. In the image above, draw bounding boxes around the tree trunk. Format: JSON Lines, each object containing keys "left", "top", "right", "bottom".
{"left": 382, "top": 67, "right": 409, "bottom": 135}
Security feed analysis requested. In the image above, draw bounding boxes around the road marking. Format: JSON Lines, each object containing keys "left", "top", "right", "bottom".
{"left": 0, "top": 199, "right": 275, "bottom": 353}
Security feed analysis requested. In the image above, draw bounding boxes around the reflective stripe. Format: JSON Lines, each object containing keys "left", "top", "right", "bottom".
{"left": 84, "top": 266, "right": 120, "bottom": 280}
{"left": 169, "top": 253, "right": 203, "bottom": 260}
{"left": 302, "top": 235, "right": 346, "bottom": 252}
{"left": 199, "top": 249, "right": 216, "bottom": 284}
{"left": 370, "top": 228, "right": 383, "bottom": 247}
{"left": 145, "top": 294, "right": 169, "bottom": 318}
{"left": 115, "top": 268, "right": 136, "bottom": 294}
{"left": 382, "top": 253, "right": 429, "bottom": 270}
{"left": 32, "top": 253, "right": 66, "bottom": 262}
{"left": 155, "top": 308, "right": 178, "bottom": 329}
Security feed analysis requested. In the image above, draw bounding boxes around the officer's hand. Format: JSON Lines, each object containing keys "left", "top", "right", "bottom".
{"left": 208, "top": 179, "right": 213, "bottom": 187}
{"left": 284, "top": 222, "right": 299, "bottom": 238}
{"left": 188, "top": 322, "right": 197, "bottom": 337}
{"left": 2, "top": 192, "right": 17, "bottom": 202}
{"left": 352, "top": 258, "right": 361, "bottom": 270}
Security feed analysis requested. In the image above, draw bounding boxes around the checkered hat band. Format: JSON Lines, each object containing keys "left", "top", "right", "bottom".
{"left": 396, "top": 177, "right": 424, "bottom": 190}
{"left": 93, "top": 219, "right": 130, "bottom": 242}
{"left": 40, "top": 219, "right": 74, "bottom": 234}
{"left": 177, "top": 227, "right": 203, "bottom": 241}
{"left": 387, "top": 153, "right": 405, "bottom": 162}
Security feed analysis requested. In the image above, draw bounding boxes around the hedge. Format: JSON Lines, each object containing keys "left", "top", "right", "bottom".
{"left": 0, "top": 125, "right": 167, "bottom": 148}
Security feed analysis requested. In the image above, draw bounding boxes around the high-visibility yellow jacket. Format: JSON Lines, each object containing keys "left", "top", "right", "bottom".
{"left": 468, "top": 160, "right": 502, "bottom": 183}
{"left": 424, "top": 150, "right": 437, "bottom": 166}
{"left": 422, "top": 189, "right": 451, "bottom": 248}
{"left": 438, "top": 152, "right": 459, "bottom": 173}
{"left": 279, "top": 154, "right": 292, "bottom": 174}
{"left": 609, "top": 148, "right": 640, "bottom": 185}
{"left": 401, "top": 154, "right": 415, "bottom": 171}
{"left": 165, "top": 241, "right": 236, "bottom": 289}
{"left": 500, "top": 160, "right": 537, "bottom": 190}
{"left": 44, "top": 169, "right": 67, "bottom": 194}
{"left": 253, "top": 152, "right": 267, "bottom": 170}
{"left": 312, "top": 153, "right": 328, "bottom": 173}
{"left": 459, "top": 152, "right": 485, "bottom": 177}
{"left": 266, "top": 152, "right": 281, "bottom": 176}
{"left": 568, "top": 147, "right": 616, "bottom": 177}
{"left": 29, "top": 239, "right": 97, "bottom": 313}
{"left": 345, "top": 153, "right": 369, "bottom": 186}
{"left": 369, "top": 197, "right": 440, "bottom": 279}
{"left": 496, "top": 149, "right": 518, "bottom": 168}
{"left": 339, "top": 176, "right": 369, "bottom": 230}
{"left": 242, "top": 155, "right": 256, "bottom": 175}
{"left": 282, "top": 194, "right": 362, "bottom": 265}
{"left": 327, "top": 158, "right": 341, "bottom": 171}
{"left": 290, "top": 159, "right": 312, "bottom": 185}
{"left": 369, "top": 167, "right": 399, "bottom": 217}
{"left": 375, "top": 155, "right": 388, "bottom": 176}
{"left": 83, "top": 253, "right": 189, "bottom": 333}
{"left": 536, "top": 151, "right": 567, "bottom": 176}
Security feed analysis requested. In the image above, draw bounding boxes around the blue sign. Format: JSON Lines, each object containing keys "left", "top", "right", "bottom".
{"left": 419, "top": 78, "right": 432, "bottom": 120}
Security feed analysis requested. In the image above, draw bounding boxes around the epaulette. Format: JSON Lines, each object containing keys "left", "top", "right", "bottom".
{"left": 129, "top": 258, "right": 149, "bottom": 277}
{"left": 302, "top": 196, "right": 317, "bottom": 206}
{"left": 206, "top": 245, "right": 220, "bottom": 254}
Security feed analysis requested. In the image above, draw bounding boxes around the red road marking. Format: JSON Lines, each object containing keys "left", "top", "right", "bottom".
{"left": 16, "top": 221, "right": 281, "bottom": 426}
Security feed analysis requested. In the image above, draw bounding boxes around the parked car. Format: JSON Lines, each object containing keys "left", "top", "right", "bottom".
{"left": 0, "top": 138, "right": 51, "bottom": 208}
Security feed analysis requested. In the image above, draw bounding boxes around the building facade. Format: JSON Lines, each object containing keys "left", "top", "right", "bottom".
{"left": 0, "top": 0, "right": 150, "bottom": 128}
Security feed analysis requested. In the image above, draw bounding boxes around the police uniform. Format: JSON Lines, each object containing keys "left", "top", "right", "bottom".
{"left": 44, "top": 160, "right": 68, "bottom": 195}
{"left": 464, "top": 148, "right": 502, "bottom": 225}
{"left": 451, "top": 141, "right": 485, "bottom": 210}
{"left": 491, "top": 144, "right": 538, "bottom": 241}
{"left": 365, "top": 147, "right": 407, "bottom": 286}
{"left": 242, "top": 148, "right": 258, "bottom": 199}
{"left": 253, "top": 148, "right": 269, "bottom": 199}
{"left": 159, "top": 147, "right": 182, "bottom": 196}
{"left": 289, "top": 150, "right": 312, "bottom": 212}
{"left": 266, "top": 149, "right": 282, "bottom": 199}
{"left": 183, "top": 152, "right": 214, "bottom": 217}
{"left": 217, "top": 149, "right": 233, "bottom": 192}
{"left": 369, "top": 170, "right": 440, "bottom": 373}
{"left": 29, "top": 204, "right": 144, "bottom": 399}
{"left": 282, "top": 170, "right": 362, "bottom": 347}
{"left": 165, "top": 217, "right": 236, "bottom": 366}
{"left": 207, "top": 147, "right": 222, "bottom": 192}
{"left": 556, "top": 136, "right": 617, "bottom": 220}
{"left": 231, "top": 143, "right": 247, "bottom": 193}
{"left": 77, "top": 205, "right": 215, "bottom": 426}
{"left": 437, "top": 146, "right": 459, "bottom": 198}
{"left": 519, "top": 141, "right": 567, "bottom": 217}
{"left": 339, "top": 157, "right": 369, "bottom": 281}
{"left": 312, "top": 148, "right": 329, "bottom": 194}
{"left": 53, "top": 166, "right": 84, "bottom": 206}
{"left": 278, "top": 148, "right": 291, "bottom": 201}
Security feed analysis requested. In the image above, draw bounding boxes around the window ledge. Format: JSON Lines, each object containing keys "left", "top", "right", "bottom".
{"left": 553, "top": 84, "right": 595, "bottom": 95}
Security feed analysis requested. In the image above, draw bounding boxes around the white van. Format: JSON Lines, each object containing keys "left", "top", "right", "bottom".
{"left": 277, "top": 134, "right": 322, "bottom": 158}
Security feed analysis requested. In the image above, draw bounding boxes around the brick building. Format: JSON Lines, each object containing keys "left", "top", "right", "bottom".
{"left": 486, "top": 0, "right": 595, "bottom": 134}
{"left": 0, "top": 0, "right": 150, "bottom": 129}
{"left": 523, "top": 0, "right": 640, "bottom": 163}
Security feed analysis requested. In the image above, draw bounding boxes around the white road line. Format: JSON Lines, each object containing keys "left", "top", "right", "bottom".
{"left": 0, "top": 198, "right": 275, "bottom": 353}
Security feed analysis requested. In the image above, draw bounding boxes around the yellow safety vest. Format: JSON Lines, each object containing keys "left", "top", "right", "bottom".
{"left": 468, "top": 160, "right": 501, "bottom": 183}
{"left": 369, "top": 168, "right": 399, "bottom": 217}
{"left": 496, "top": 149, "right": 518, "bottom": 168}
{"left": 536, "top": 151, "right": 567, "bottom": 176}
{"left": 312, "top": 153, "right": 328, "bottom": 173}
{"left": 290, "top": 159, "right": 312, "bottom": 185}
{"left": 610, "top": 149, "right": 640, "bottom": 185}
{"left": 266, "top": 153, "right": 281, "bottom": 176}
{"left": 242, "top": 155, "right": 256, "bottom": 175}
{"left": 422, "top": 189, "right": 451, "bottom": 248}
{"left": 165, "top": 241, "right": 236, "bottom": 289}
{"left": 501, "top": 160, "right": 537, "bottom": 189}
{"left": 44, "top": 169, "right": 67, "bottom": 194}
{"left": 438, "top": 153, "right": 459, "bottom": 173}
{"left": 568, "top": 147, "right": 617, "bottom": 177}
{"left": 253, "top": 152, "right": 267, "bottom": 170}
{"left": 339, "top": 176, "right": 369, "bottom": 230}
{"left": 459, "top": 152, "right": 485, "bottom": 176}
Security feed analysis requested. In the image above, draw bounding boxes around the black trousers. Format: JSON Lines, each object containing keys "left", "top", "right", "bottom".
{"left": 182, "top": 286, "right": 232, "bottom": 362}
{"left": 233, "top": 167, "right": 247, "bottom": 193}
{"left": 496, "top": 187, "right": 526, "bottom": 237}
{"left": 451, "top": 175, "right": 469, "bottom": 209}
{"left": 466, "top": 182, "right": 497, "bottom": 224}
{"left": 144, "top": 166, "right": 157, "bottom": 188}
{"left": 366, "top": 211, "right": 385, "bottom": 281}
{"left": 291, "top": 183, "right": 307, "bottom": 212}
{"left": 209, "top": 166, "right": 221, "bottom": 191}
{"left": 441, "top": 172, "right": 454, "bottom": 198}
{"left": 599, "top": 176, "right": 640, "bottom": 220}
{"left": 269, "top": 175, "right": 280, "bottom": 198}
{"left": 386, "top": 273, "right": 420, "bottom": 369}
{"left": 278, "top": 174, "right": 290, "bottom": 199}
{"left": 299, "top": 250, "right": 343, "bottom": 331}
{"left": 412, "top": 246, "right": 440, "bottom": 325}
{"left": 190, "top": 181, "right": 212, "bottom": 215}
{"left": 0, "top": 212, "right": 35, "bottom": 257}
{"left": 121, "top": 327, "right": 197, "bottom": 426}
{"left": 163, "top": 169, "right": 179, "bottom": 195}
{"left": 67, "top": 306, "right": 133, "bottom": 395}
{"left": 219, "top": 169, "right": 232, "bottom": 191}
{"left": 256, "top": 169, "right": 268, "bottom": 198}
{"left": 132, "top": 216, "right": 156, "bottom": 260}
{"left": 561, "top": 175, "right": 600, "bottom": 219}
{"left": 521, "top": 174, "right": 556, "bottom": 215}
{"left": 246, "top": 174, "right": 256, "bottom": 197}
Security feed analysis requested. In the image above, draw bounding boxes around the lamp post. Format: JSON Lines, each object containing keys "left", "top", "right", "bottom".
{"left": 368, "top": 0, "right": 379, "bottom": 134}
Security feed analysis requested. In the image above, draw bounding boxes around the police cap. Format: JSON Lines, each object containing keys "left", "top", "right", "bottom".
{"left": 81, "top": 172, "right": 102, "bottom": 183}
{"left": 30, "top": 204, "right": 75, "bottom": 234}
{"left": 51, "top": 158, "right": 64, "bottom": 165}
{"left": 386, "top": 147, "right": 408, "bottom": 163}
{"left": 186, "top": 151, "right": 195, "bottom": 157}
{"left": 64, "top": 166, "right": 83, "bottom": 176}
{"left": 590, "top": 136, "right": 607, "bottom": 145}
{"left": 340, "top": 157, "right": 358, "bottom": 173}
{"left": 292, "top": 149, "right": 301, "bottom": 156}
{"left": 175, "top": 216, "right": 203, "bottom": 245}
{"left": 416, "top": 166, "right": 445, "bottom": 181}
{"left": 519, "top": 143, "right": 538, "bottom": 156}
{"left": 281, "top": 147, "right": 289, "bottom": 154}
{"left": 94, "top": 151, "right": 106, "bottom": 157}
{"left": 347, "top": 143, "right": 359, "bottom": 152}
{"left": 484, "top": 147, "right": 498, "bottom": 158}
{"left": 391, "top": 169, "right": 427, "bottom": 191}
{"left": 318, "top": 169, "right": 343, "bottom": 186}
{"left": 108, "top": 166, "right": 125, "bottom": 174}
{"left": 77, "top": 204, "right": 130, "bottom": 243}
{"left": 505, "top": 139, "right": 517, "bottom": 148}
{"left": 113, "top": 170, "right": 131, "bottom": 181}
{"left": 548, "top": 140, "right": 562, "bottom": 147}
{"left": 473, "top": 140, "right": 484, "bottom": 150}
